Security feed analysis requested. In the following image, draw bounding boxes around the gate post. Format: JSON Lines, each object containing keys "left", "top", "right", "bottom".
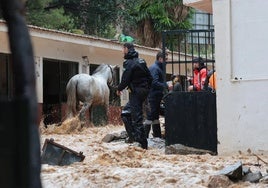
{"left": 0, "top": 0, "right": 42, "bottom": 187}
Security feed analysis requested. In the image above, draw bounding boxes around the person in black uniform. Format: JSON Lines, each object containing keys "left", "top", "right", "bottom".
{"left": 144, "top": 51, "right": 168, "bottom": 138}
{"left": 116, "top": 42, "right": 152, "bottom": 149}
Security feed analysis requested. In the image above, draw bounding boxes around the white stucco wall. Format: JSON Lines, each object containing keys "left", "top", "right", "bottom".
{"left": 213, "top": 0, "right": 268, "bottom": 154}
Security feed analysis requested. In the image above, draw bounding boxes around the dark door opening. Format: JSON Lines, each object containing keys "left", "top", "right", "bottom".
{"left": 43, "top": 59, "right": 78, "bottom": 125}
{"left": 0, "top": 53, "right": 14, "bottom": 100}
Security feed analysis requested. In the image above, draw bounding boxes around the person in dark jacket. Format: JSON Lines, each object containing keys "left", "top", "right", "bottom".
{"left": 116, "top": 42, "right": 152, "bottom": 149}
{"left": 144, "top": 51, "right": 168, "bottom": 138}
{"left": 168, "top": 74, "right": 182, "bottom": 92}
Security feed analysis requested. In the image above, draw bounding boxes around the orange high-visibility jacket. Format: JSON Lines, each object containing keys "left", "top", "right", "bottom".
{"left": 193, "top": 67, "right": 207, "bottom": 91}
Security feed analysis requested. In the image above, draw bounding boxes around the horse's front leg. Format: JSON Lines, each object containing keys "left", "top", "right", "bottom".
{"left": 104, "top": 103, "right": 109, "bottom": 118}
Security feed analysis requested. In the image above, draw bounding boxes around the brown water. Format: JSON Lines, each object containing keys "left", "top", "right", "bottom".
{"left": 40, "top": 117, "right": 268, "bottom": 188}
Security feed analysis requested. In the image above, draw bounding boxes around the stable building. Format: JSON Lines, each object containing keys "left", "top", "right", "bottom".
{"left": 0, "top": 20, "right": 192, "bottom": 126}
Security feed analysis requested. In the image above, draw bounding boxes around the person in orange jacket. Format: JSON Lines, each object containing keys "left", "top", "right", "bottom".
{"left": 188, "top": 57, "right": 207, "bottom": 91}
{"left": 209, "top": 71, "right": 216, "bottom": 90}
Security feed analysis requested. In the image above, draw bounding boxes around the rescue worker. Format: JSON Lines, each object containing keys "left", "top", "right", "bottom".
{"left": 188, "top": 57, "right": 208, "bottom": 91}
{"left": 116, "top": 42, "right": 152, "bottom": 149}
{"left": 209, "top": 71, "right": 216, "bottom": 90}
{"left": 144, "top": 51, "right": 168, "bottom": 138}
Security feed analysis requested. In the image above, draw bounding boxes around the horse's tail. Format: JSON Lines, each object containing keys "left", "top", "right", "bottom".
{"left": 66, "top": 77, "right": 78, "bottom": 118}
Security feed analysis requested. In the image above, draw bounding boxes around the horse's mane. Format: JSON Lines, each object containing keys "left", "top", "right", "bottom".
{"left": 92, "top": 63, "right": 107, "bottom": 74}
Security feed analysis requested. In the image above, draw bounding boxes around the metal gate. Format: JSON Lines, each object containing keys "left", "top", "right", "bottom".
{"left": 162, "top": 29, "right": 217, "bottom": 153}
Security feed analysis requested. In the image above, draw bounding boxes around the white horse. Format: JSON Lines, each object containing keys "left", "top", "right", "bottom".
{"left": 66, "top": 64, "right": 118, "bottom": 121}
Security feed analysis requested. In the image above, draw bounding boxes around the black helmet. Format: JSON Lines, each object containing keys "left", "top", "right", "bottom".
{"left": 192, "top": 57, "right": 205, "bottom": 66}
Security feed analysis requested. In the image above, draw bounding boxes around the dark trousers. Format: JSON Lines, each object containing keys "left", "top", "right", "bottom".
{"left": 146, "top": 93, "right": 163, "bottom": 121}
{"left": 144, "top": 93, "right": 163, "bottom": 138}
{"left": 121, "top": 88, "right": 148, "bottom": 143}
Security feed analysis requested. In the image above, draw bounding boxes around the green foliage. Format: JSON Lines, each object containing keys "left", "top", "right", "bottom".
{"left": 133, "top": 0, "right": 192, "bottom": 31}
{"left": 25, "top": 0, "right": 75, "bottom": 31}
{"left": 71, "top": 29, "right": 84, "bottom": 35}
{"left": 26, "top": 0, "right": 51, "bottom": 10}
{"left": 24, "top": 0, "right": 193, "bottom": 47}
{"left": 120, "top": 0, "right": 193, "bottom": 47}
{"left": 100, "top": 24, "right": 117, "bottom": 39}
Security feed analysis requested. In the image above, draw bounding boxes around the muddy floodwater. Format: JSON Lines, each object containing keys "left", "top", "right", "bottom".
{"left": 40, "top": 117, "right": 268, "bottom": 188}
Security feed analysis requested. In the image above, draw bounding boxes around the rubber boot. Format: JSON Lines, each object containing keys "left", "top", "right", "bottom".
{"left": 152, "top": 124, "right": 161, "bottom": 138}
{"left": 139, "top": 137, "right": 148, "bottom": 149}
{"left": 121, "top": 114, "right": 134, "bottom": 143}
{"left": 133, "top": 124, "right": 148, "bottom": 149}
{"left": 143, "top": 119, "right": 152, "bottom": 138}
{"left": 144, "top": 124, "right": 151, "bottom": 138}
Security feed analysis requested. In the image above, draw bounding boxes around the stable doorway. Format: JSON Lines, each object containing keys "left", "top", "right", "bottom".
{"left": 43, "top": 58, "right": 78, "bottom": 125}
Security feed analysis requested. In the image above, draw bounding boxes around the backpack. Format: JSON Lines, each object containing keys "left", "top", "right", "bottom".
{"left": 135, "top": 58, "right": 153, "bottom": 87}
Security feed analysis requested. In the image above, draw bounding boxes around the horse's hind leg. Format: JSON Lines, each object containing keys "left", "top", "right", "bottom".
{"left": 66, "top": 105, "right": 74, "bottom": 118}
{"left": 78, "top": 101, "right": 92, "bottom": 123}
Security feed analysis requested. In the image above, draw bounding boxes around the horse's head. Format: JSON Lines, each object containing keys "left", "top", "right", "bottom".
{"left": 107, "top": 64, "right": 119, "bottom": 87}
{"left": 93, "top": 64, "right": 118, "bottom": 87}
